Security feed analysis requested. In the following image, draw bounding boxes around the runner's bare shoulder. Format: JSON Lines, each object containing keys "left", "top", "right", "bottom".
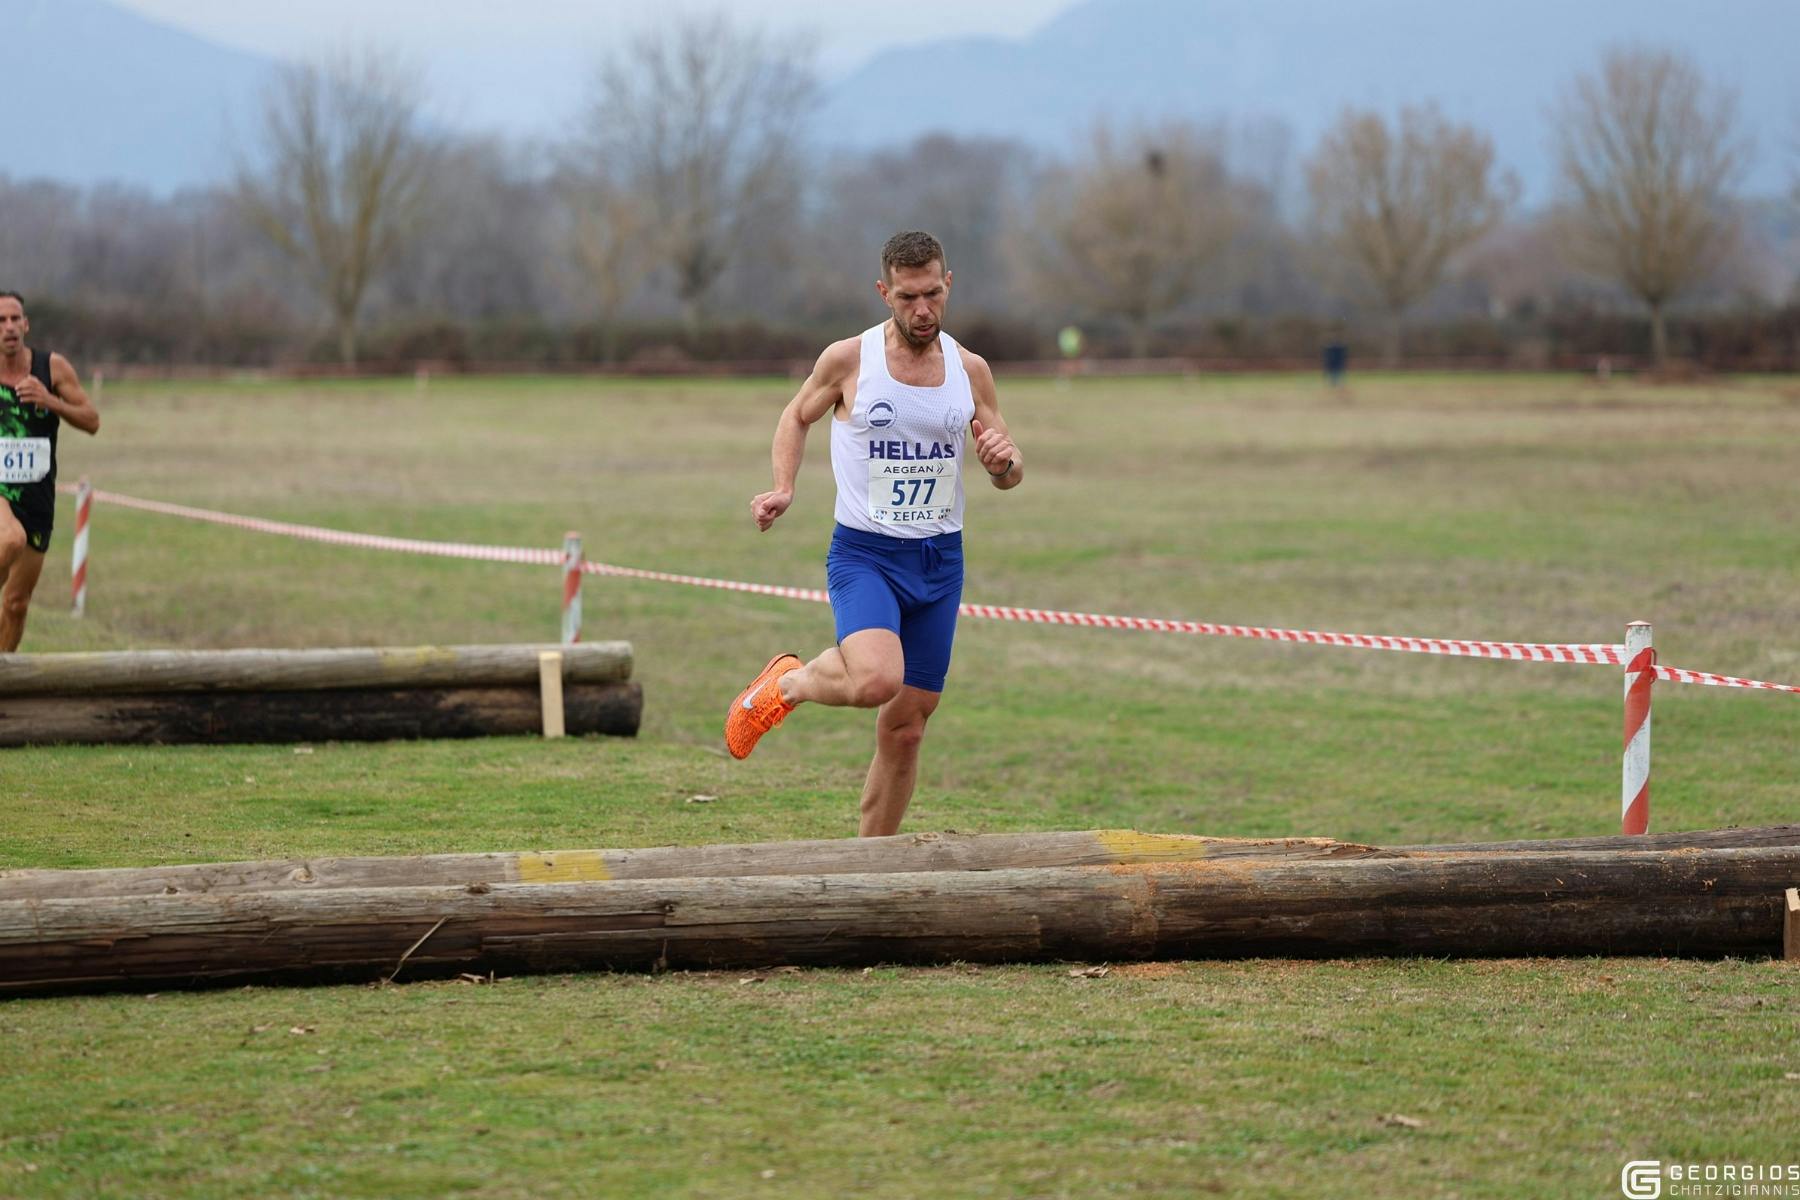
{"left": 816, "top": 336, "right": 861, "bottom": 384}
{"left": 957, "top": 344, "right": 995, "bottom": 390}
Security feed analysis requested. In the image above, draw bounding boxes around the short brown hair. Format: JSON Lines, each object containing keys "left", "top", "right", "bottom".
{"left": 881, "top": 231, "right": 945, "bottom": 278}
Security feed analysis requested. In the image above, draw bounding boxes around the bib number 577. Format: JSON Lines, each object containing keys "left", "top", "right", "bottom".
{"left": 890, "top": 478, "right": 937, "bottom": 508}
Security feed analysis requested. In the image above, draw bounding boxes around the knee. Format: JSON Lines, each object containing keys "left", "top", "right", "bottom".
{"left": 849, "top": 669, "right": 904, "bottom": 709}
{"left": 880, "top": 713, "right": 929, "bottom": 755}
{"left": 0, "top": 589, "right": 29, "bottom": 623}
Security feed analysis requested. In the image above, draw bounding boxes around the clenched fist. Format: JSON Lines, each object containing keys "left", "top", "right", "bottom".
{"left": 970, "top": 418, "right": 1017, "bottom": 478}
{"left": 751, "top": 488, "right": 793, "bottom": 532}
{"left": 13, "top": 375, "right": 48, "bottom": 406}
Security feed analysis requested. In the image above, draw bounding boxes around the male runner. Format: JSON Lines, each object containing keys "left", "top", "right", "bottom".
{"left": 0, "top": 292, "right": 101, "bottom": 652}
{"left": 724, "top": 232, "right": 1023, "bottom": 837}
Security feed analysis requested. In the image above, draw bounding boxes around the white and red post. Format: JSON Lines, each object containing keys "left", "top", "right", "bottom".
{"left": 1621, "top": 621, "right": 1654, "bottom": 835}
{"left": 70, "top": 477, "right": 92, "bottom": 617}
{"left": 560, "top": 531, "right": 583, "bottom": 646}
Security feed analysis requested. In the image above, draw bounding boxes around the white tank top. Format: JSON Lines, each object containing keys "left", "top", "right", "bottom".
{"left": 830, "top": 324, "right": 976, "bottom": 539}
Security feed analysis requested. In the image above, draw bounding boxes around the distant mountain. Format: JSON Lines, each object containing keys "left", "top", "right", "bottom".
{"left": 18, "top": 0, "right": 275, "bottom": 193}
{"left": 24, "top": 0, "right": 1799, "bottom": 202}
{"left": 819, "top": 0, "right": 1800, "bottom": 201}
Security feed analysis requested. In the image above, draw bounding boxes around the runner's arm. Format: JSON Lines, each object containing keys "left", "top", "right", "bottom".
{"left": 29, "top": 355, "right": 100, "bottom": 435}
{"left": 752, "top": 339, "right": 856, "bottom": 531}
{"left": 965, "top": 351, "right": 1021, "bottom": 490}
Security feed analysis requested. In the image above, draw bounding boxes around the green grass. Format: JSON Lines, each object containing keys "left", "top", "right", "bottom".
{"left": 4, "top": 370, "right": 1799, "bottom": 1197}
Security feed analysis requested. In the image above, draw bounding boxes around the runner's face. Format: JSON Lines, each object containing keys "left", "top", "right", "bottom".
{"left": 877, "top": 262, "right": 950, "bottom": 349}
{"left": 0, "top": 299, "right": 25, "bottom": 357}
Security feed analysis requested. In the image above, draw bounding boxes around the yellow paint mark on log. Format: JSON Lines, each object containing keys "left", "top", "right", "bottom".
{"left": 515, "top": 851, "right": 612, "bottom": 883}
{"left": 375, "top": 646, "right": 460, "bottom": 676}
{"left": 1092, "top": 830, "right": 1212, "bottom": 862}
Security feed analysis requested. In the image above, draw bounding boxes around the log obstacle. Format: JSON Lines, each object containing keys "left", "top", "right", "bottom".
{"left": 0, "top": 830, "right": 1392, "bottom": 902}
{"left": 0, "top": 642, "right": 633, "bottom": 694}
{"left": 11, "top": 825, "right": 1794, "bottom": 904}
{"left": 2, "top": 829, "right": 1798, "bottom": 995}
{"left": 0, "top": 643, "right": 639, "bottom": 746}
{"left": 1392, "top": 824, "right": 1800, "bottom": 855}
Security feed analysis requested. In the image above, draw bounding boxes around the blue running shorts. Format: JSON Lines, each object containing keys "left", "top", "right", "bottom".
{"left": 826, "top": 524, "right": 964, "bottom": 693}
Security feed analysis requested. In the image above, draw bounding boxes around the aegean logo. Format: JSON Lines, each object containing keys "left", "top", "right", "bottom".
{"left": 1622, "top": 1160, "right": 1661, "bottom": 1199}
{"left": 868, "top": 400, "right": 895, "bottom": 429}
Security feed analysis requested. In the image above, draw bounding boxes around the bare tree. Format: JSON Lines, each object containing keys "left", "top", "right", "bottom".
{"left": 384, "top": 138, "right": 558, "bottom": 323}
{"left": 576, "top": 14, "right": 815, "bottom": 328}
{"left": 564, "top": 173, "right": 653, "bottom": 360}
{"left": 1785, "top": 112, "right": 1800, "bottom": 243}
{"left": 809, "top": 134, "right": 1034, "bottom": 320}
{"left": 1463, "top": 214, "right": 1582, "bottom": 321}
{"left": 1307, "top": 106, "right": 1515, "bottom": 365}
{"left": 1022, "top": 122, "right": 1238, "bottom": 357}
{"left": 233, "top": 49, "right": 434, "bottom": 364}
{"left": 1553, "top": 47, "right": 1748, "bottom": 366}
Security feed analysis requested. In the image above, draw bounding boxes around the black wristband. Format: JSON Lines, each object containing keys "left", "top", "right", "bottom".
{"left": 988, "top": 459, "right": 1015, "bottom": 479}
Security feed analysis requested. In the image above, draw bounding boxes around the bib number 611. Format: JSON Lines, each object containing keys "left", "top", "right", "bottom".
{"left": 0, "top": 438, "right": 50, "bottom": 483}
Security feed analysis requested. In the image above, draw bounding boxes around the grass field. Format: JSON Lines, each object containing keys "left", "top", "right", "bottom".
{"left": 3, "top": 369, "right": 1798, "bottom": 1197}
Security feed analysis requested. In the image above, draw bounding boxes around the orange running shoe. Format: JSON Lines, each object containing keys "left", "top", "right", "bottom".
{"left": 725, "top": 652, "right": 802, "bottom": 759}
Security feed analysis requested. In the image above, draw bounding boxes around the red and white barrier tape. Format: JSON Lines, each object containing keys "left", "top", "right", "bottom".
{"left": 77, "top": 488, "right": 559, "bottom": 565}
{"left": 59, "top": 485, "right": 1800, "bottom": 695}
{"left": 1650, "top": 665, "right": 1800, "bottom": 693}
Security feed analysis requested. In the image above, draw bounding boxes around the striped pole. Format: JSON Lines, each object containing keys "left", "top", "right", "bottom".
{"left": 560, "top": 531, "right": 583, "bottom": 646}
{"left": 1622, "top": 621, "right": 1653, "bottom": 835}
{"left": 70, "top": 477, "right": 92, "bottom": 617}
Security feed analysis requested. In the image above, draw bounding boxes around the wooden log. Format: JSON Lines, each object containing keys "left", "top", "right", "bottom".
{"left": 0, "top": 642, "right": 632, "bottom": 696}
{"left": 9, "top": 826, "right": 1794, "bottom": 904}
{"left": 3, "top": 847, "right": 1795, "bottom": 995}
{"left": 8, "top": 825, "right": 1793, "bottom": 903}
{"left": 1395, "top": 825, "right": 1800, "bottom": 855}
{"left": 0, "top": 830, "right": 1387, "bottom": 902}
{"left": 0, "top": 683, "right": 641, "bottom": 747}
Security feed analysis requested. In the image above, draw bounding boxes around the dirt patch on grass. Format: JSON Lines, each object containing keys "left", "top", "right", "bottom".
{"left": 1108, "top": 962, "right": 1188, "bottom": 979}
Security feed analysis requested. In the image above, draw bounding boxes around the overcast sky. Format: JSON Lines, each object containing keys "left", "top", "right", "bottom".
{"left": 117, "top": 0, "right": 1077, "bottom": 135}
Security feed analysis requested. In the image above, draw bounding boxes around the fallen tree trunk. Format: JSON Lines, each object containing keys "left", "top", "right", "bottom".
{"left": 0, "top": 643, "right": 632, "bottom": 696}
{"left": 1395, "top": 825, "right": 1800, "bottom": 855}
{"left": 0, "top": 830, "right": 1387, "bottom": 902}
{"left": 0, "top": 682, "right": 641, "bottom": 747}
{"left": 8, "top": 827, "right": 1791, "bottom": 903}
{"left": 4, "top": 847, "right": 1794, "bottom": 994}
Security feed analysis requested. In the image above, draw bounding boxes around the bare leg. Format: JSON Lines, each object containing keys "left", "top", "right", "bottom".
{"left": 858, "top": 685, "right": 942, "bottom": 837}
{"left": 761, "top": 628, "right": 935, "bottom": 834}
{"left": 781, "top": 627, "right": 904, "bottom": 709}
{"left": 0, "top": 510, "right": 44, "bottom": 653}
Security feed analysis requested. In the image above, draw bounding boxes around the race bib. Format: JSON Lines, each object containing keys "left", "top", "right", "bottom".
{"left": 0, "top": 438, "right": 50, "bottom": 484}
{"left": 867, "top": 457, "right": 958, "bottom": 525}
